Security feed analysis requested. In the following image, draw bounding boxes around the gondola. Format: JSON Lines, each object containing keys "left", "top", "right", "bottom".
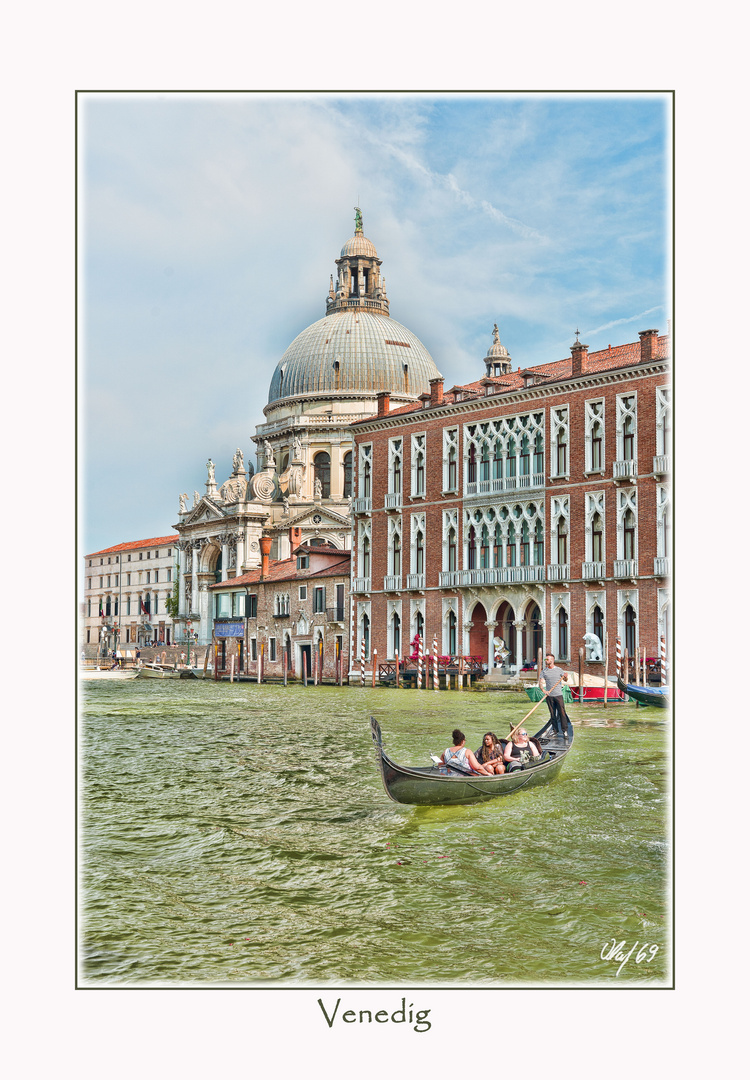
{"left": 370, "top": 717, "right": 574, "bottom": 806}
{"left": 616, "top": 677, "right": 669, "bottom": 708}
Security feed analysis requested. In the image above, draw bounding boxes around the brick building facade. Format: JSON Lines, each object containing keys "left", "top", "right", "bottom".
{"left": 208, "top": 537, "right": 351, "bottom": 680}
{"left": 349, "top": 327, "right": 670, "bottom": 682}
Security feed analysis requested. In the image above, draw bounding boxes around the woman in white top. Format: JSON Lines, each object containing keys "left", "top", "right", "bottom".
{"left": 440, "top": 729, "right": 494, "bottom": 775}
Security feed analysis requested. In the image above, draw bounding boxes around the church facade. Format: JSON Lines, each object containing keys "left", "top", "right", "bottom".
{"left": 173, "top": 211, "right": 441, "bottom": 646}
{"left": 349, "top": 327, "right": 670, "bottom": 682}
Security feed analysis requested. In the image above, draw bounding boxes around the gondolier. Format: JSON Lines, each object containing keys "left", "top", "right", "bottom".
{"left": 540, "top": 653, "right": 571, "bottom": 739}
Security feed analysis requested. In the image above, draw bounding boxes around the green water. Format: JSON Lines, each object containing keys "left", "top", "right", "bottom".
{"left": 79, "top": 681, "right": 670, "bottom": 986}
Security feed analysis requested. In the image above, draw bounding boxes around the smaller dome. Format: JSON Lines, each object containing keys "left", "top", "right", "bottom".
{"left": 340, "top": 233, "right": 378, "bottom": 258}
{"left": 486, "top": 323, "right": 509, "bottom": 358}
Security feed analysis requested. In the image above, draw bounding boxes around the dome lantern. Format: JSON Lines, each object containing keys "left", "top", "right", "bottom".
{"left": 328, "top": 207, "right": 389, "bottom": 316}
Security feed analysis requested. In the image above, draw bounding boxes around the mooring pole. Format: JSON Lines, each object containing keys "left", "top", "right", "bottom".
{"left": 578, "top": 646, "right": 584, "bottom": 703}
{"left": 372, "top": 648, "right": 377, "bottom": 687}
{"left": 603, "top": 631, "right": 609, "bottom": 708}
{"left": 395, "top": 650, "right": 399, "bottom": 688}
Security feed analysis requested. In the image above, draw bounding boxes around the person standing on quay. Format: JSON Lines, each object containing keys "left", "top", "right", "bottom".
{"left": 540, "top": 653, "right": 571, "bottom": 739}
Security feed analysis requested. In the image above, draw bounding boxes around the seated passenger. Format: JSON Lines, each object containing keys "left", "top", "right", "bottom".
{"left": 440, "top": 729, "right": 494, "bottom": 775}
{"left": 503, "top": 728, "right": 541, "bottom": 771}
{"left": 475, "top": 732, "right": 506, "bottom": 775}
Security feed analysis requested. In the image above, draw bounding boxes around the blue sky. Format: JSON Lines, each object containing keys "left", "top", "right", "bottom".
{"left": 81, "top": 92, "right": 670, "bottom": 554}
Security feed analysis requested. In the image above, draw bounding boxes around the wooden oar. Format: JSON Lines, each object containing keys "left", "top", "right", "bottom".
{"left": 505, "top": 675, "right": 563, "bottom": 742}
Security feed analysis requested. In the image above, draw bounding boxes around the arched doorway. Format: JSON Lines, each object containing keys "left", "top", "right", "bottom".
{"left": 468, "top": 602, "right": 487, "bottom": 661}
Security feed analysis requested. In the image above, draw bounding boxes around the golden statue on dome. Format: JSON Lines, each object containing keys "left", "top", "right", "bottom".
{"left": 354, "top": 206, "right": 363, "bottom": 233}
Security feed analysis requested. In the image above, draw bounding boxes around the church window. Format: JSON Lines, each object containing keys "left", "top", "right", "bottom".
{"left": 314, "top": 451, "right": 331, "bottom": 498}
{"left": 343, "top": 451, "right": 353, "bottom": 498}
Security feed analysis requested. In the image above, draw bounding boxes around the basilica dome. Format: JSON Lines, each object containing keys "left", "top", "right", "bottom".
{"left": 266, "top": 211, "right": 441, "bottom": 407}
{"left": 267, "top": 310, "right": 440, "bottom": 404}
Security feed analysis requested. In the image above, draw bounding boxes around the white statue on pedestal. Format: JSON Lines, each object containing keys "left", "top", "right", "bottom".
{"left": 179, "top": 492, "right": 188, "bottom": 513}
{"left": 583, "top": 633, "right": 603, "bottom": 661}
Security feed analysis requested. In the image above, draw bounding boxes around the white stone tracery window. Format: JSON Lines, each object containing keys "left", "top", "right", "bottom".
{"left": 584, "top": 491, "right": 606, "bottom": 572}
{"left": 463, "top": 501, "right": 544, "bottom": 571}
{"left": 550, "top": 496, "right": 570, "bottom": 570}
{"left": 656, "top": 386, "right": 670, "bottom": 458}
{"left": 410, "top": 598, "right": 425, "bottom": 653}
{"left": 358, "top": 442, "right": 372, "bottom": 499}
{"left": 464, "top": 412, "right": 544, "bottom": 495}
{"left": 442, "top": 597, "right": 458, "bottom": 656}
{"left": 357, "top": 601, "right": 371, "bottom": 660}
{"left": 357, "top": 519, "right": 371, "bottom": 580}
{"left": 410, "top": 512, "right": 426, "bottom": 578}
{"left": 388, "top": 438, "right": 403, "bottom": 494}
{"left": 585, "top": 399, "right": 605, "bottom": 473}
{"left": 616, "top": 393, "right": 637, "bottom": 463}
{"left": 443, "top": 427, "right": 458, "bottom": 492}
{"left": 411, "top": 433, "right": 426, "bottom": 497}
{"left": 551, "top": 592, "right": 570, "bottom": 661}
{"left": 616, "top": 488, "right": 638, "bottom": 566}
{"left": 550, "top": 406, "right": 569, "bottom": 478}
{"left": 387, "top": 516, "right": 402, "bottom": 580}
{"left": 442, "top": 509, "right": 458, "bottom": 573}
{"left": 656, "top": 485, "right": 670, "bottom": 574}
{"left": 274, "top": 592, "right": 290, "bottom": 616}
{"left": 586, "top": 591, "right": 606, "bottom": 656}
{"left": 387, "top": 599, "right": 403, "bottom": 659}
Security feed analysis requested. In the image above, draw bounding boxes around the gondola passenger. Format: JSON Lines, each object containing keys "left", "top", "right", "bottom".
{"left": 503, "top": 729, "right": 541, "bottom": 772}
{"left": 440, "top": 729, "right": 494, "bottom": 775}
{"left": 475, "top": 732, "right": 506, "bottom": 775}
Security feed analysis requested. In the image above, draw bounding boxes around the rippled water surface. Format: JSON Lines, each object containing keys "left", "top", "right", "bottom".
{"left": 80, "top": 681, "right": 670, "bottom": 985}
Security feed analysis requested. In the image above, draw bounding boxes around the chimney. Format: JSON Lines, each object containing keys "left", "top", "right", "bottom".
{"left": 639, "top": 329, "right": 658, "bottom": 362}
{"left": 571, "top": 341, "right": 589, "bottom": 376}
{"left": 289, "top": 526, "right": 301, "bottom": 548}
{"left": 377, "top": 391, "right": 390, "bottom": 417}
{"left": 429, "top": 377, "right": 444, "bottom": 406}
{"left": 259, "top": 535, "right": 272, "bottom": 580}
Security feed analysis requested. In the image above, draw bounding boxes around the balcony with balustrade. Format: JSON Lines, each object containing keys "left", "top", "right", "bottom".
{"left": 384, "top": 491, "right": 402, "bottom": 511}
{"left": 582, "top": 561, "right": 606, "bottom": 581}
{"left": 546, "top": 563, "right": 569, "bottom": 582}
{"left": 439, "top": 565, "right": 545, "bottom": 587}
{"left": 352, "top": 576, "right": 371, "bottom": 593}
{"left": 653, "top": 556, "right": 670, "bottom": 577}
{"left": 406, "top": 573, "right": 425, "bottom": 591}
{"left": 465, "top": 472, "right": 544, "bottom": 498}
{"left": 353, "top": 496, "right": 372, "bottom": 515}
{"left": 613, "top": 559, "right": 638, "bottom": 579}
{"left": 326, "top": 607, "right": 347, "bottom": 623}
{"left": 384, "top": 575, "right": 402, "bottom": 591}
{"left": 613, "top": 459, "right": 638, "bottom": 481}
{"left": 653, "top": 455, "right": 669, "bottom": 475}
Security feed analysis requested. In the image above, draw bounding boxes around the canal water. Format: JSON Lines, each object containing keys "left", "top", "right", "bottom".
{"left": 79, "top": 681, "right": 670, "bottom": 985}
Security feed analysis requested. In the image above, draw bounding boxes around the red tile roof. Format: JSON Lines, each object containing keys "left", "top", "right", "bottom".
{"left": 352, "top": 336, "right": 670, "bottom": 422}
{"left": 86, "top": 535, "right": 179, "bottom": 557}
{"left": 209, "top": 551, "right": 350, "bottom": 589}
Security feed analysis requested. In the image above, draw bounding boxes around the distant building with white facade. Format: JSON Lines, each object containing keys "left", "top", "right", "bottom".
{"left": 82, "top": 535, "right": 180, "bottom": 654}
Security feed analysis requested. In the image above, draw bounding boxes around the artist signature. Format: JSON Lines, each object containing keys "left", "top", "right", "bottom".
{"left": 601, "top": 939, "right": 659, "bottom": 976}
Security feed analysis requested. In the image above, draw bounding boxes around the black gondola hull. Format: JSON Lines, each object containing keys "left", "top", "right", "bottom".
{"left": 371, "top": 718, "right": 573, "bottom": 806}
{"left": 616, "top": 677, "right": 669, "bottom": 708}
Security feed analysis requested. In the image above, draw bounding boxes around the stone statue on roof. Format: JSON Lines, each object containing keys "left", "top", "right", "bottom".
{"left": 232, "top": 447, "right": 244, "bottom": 473}
{"left": 354, "top": 206, "right": 363, "bottom": 233}
{"left": 179, "top": 492, "right": 188, "bottom": 514}
{"left": 193, "top": 490, "right": 200, "bottom": 507}
{"left": 206, "top": 458, "right": 215, "bottom": 484}
{"left": 493, "top": 324, "right": 499, "bottom": 343}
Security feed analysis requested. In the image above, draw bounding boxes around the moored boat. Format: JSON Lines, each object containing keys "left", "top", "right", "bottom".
{"left": 80, "top": 668, "right": 138, "bottom": 681}
{"left": 370, "top": 717, "right": 573, "bottom": 806}
{"left": 616, "top": 677, "right": 669, "bottom": 708}
{"left": 136, "top": 664, "right": 182, "bottom": 679}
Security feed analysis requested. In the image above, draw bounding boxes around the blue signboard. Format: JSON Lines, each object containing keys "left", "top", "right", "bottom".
{"left": 215, "top": 622, "right": 244, "bottom": 638}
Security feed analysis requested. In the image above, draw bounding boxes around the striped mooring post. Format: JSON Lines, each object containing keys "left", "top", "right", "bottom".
{"left": 433, "top": 636, "right": 439, "bottom": 692}
{"left": 372, "top": 649, "right": 378, "bottom": 688}
{"left": 360, "top": 638, "right": 366, "bottom": 685}
{"left": 660, "top": 635, "right": 667, "bottom": 686}
{"left": 615, "top": 637, "right": 623, "bottom": 679}
{"left": 417, "top": 635, "right": 423, "bottom": 689}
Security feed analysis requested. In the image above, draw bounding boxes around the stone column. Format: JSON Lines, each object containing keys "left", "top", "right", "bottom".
{"left": 221, "top": 534, "right": 229, "bottom": 582}
{"left": 177, "top": 542, "right": 187, "bottom": 617}
{"left": 191, "top": 540, "right": 201, "bottom": 615}
{"left": 235, "top": 529, "right": 245, "bottom": 575}
{"left": 486, "top": 620, "right": 498, "bottom": 672}
{"left": 329, "top": 442, "right": 344, "bottom": 499}
{"left": 199, "top": 583, "right": 210, "bottom": 642}
{"left": 513, "top": 620, "right": 526, "bottom": 673}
